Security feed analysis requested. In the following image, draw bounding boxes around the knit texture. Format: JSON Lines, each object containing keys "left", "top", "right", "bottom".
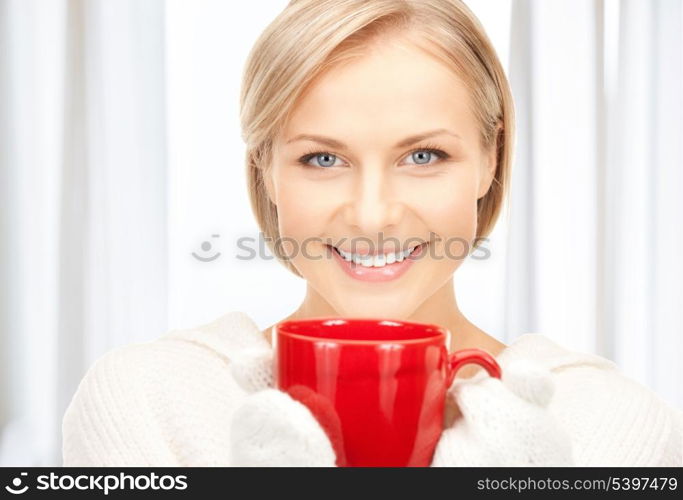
{"left": 228, "top": 349, "right": 574, "bottom": 466}
{"left": 62, "top": 310, "right": 683, "bottom": 466}
{"left": 431, "top": 358, "right": 575, "bottom": 466}
{"left": 230, "top": 389, "right": 338, "bottom": 467}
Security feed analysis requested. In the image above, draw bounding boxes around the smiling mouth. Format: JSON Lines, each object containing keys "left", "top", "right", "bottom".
{"left": 324, "top": 241, "right": 428, "bottom": 283}
{"left": 325, "top": 241, "right": 429, "bottom": 267}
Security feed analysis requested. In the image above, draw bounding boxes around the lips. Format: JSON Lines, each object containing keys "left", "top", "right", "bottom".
{"left": 327, "top": 242, "right": 428, "bottom": 283}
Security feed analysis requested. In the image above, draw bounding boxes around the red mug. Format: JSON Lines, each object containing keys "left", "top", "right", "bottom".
{"left": 274, "top": 317, "right": 502, "bottom": 467}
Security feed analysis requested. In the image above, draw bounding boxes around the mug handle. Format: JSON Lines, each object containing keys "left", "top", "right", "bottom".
{"left": 446, "top": 348, "right": 502, "bottom": 388}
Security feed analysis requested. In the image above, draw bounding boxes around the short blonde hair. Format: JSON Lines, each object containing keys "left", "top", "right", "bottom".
{"left": 240, "top": 0, "right": 515, "bottom": 278}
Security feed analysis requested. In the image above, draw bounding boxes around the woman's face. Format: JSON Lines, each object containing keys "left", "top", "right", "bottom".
{"left": 266, "top": 36, "right": 496, "bottom": 318}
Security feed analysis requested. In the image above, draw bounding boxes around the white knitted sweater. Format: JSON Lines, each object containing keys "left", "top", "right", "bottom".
{"left": 61, "top": 311, "right": 683, "bottom": 466}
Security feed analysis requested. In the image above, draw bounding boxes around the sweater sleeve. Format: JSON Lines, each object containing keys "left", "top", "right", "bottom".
{"left": 62, "top": 336, "right": 250, "bottom": 466}
{"left": 548, "top": 364, "right": 683, "bottom": 466}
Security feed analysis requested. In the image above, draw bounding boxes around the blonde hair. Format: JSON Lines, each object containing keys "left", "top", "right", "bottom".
{"left": 240, "top": 0, "right": 515, "bottom": 278}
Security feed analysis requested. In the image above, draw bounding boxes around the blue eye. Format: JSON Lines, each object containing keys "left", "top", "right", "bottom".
{"left": 297, "top": 143, "right": 450, "bottom": 169}
{"left": 298, "top": 152, "right": 341, "bottom": 168}
{"left": 404, "top": 148, "right": 447, "bottom": 166}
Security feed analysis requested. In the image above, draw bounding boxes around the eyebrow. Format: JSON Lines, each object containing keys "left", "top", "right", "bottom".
{"left": 285, "top": 128, "right": 461, "bottom": 149}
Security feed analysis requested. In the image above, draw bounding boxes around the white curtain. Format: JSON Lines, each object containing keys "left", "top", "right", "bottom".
{"left": 0, "top": 0, "right": 167, "bottom": 465}
{"left": 0, "top": 0, "right": 680, "bottom": 467}
{"left": 506, "top": 0, "right": 683, "bottom": 409}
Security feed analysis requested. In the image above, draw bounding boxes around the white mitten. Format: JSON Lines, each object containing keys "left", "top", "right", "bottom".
{"left": 228, "top": 345, "right": 337, "bottom": 467}
{"left": 431, "top": 359, "right": 575, "bottom": 466}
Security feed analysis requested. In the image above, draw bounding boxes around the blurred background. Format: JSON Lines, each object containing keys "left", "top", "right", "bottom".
{"left": 1, "top": 0, "right": 681, "bottom": 466}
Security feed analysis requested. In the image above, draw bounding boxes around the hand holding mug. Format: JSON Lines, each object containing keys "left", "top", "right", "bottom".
{"left": 229, "top": 344, "right": 574, "bottom": 467}
{"left": 230, "top": 317, "right": 505, "bottom": 467}
{"left": 431, "top": 359, "right": 575, "bottom": 466}
{"left": 229, "top": 346, "right": 337, "bottom": 466}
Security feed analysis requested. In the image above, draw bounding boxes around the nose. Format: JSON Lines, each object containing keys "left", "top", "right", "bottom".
{"left": 343, "top": 164, "right": 403, "bottom": 235}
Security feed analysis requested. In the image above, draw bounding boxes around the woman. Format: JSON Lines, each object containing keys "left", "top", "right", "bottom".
{"left": 62, "top": 0, "right": 682, "bottom": 466}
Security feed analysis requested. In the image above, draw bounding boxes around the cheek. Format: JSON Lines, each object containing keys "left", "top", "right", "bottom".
{"left": 272, "top": 174, "right": 334, "bottom": 243}
{"left": 415, "top": 172, "right": 480, "bottom": 245}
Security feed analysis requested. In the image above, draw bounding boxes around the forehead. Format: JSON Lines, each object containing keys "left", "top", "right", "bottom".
{"left": 281, "top": 37, "right": 476, "bottom": 144}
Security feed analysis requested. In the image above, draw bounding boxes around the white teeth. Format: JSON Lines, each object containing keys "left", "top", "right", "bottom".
{"left": 335, "top": 244, "right": 421, "bottom": 268}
